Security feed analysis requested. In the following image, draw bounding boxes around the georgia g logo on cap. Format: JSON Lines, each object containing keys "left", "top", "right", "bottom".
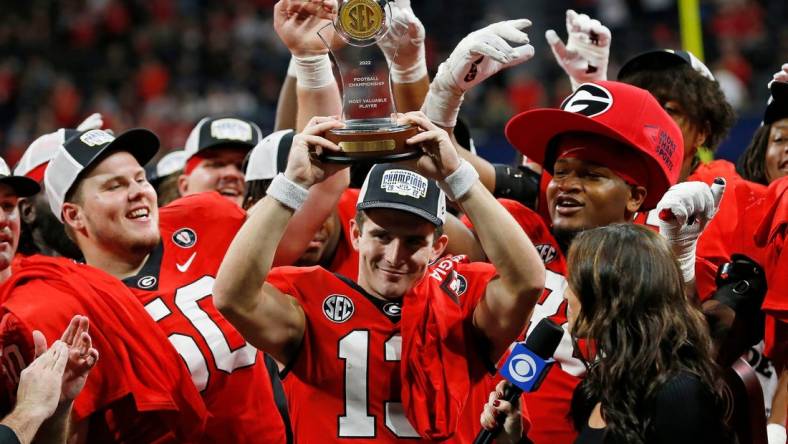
{"left": 561, "top": 83, "right": 614, "bottom": 117}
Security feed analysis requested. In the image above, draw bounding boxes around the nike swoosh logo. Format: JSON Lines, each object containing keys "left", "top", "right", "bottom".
{"left": 176, "top": 252, "right": 197, "bottom": 273}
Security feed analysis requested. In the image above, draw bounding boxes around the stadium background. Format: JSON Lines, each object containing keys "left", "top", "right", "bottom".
{"left": 0, "top": 0, "right": 784, "bottom": 166}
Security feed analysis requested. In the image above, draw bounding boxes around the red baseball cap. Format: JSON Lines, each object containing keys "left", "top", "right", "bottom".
{"left": 505, "top": 81, "right": 684, "bottom": 210}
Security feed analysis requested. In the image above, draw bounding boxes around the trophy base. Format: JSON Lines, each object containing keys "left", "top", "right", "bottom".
{"left": 323, "top": 123, "right": 420, "bottom": 164}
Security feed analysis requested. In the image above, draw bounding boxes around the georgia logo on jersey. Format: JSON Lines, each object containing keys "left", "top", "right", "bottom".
{"left": 323, "top": 294, "right": 355, "bottom": 323}
{"left": 382, "top": 302, "right": 401, "bottom": 317}
{"left": 561, "top": 83, "right": 613, "bottom": 117}
{"left": 172, "top": 228, "right": 197, "bottom": 248}
{"left": 137, "top": 275, "right": 157, "bottom": 289}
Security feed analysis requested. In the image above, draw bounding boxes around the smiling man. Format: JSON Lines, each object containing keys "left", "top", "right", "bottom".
{"left": 214, "top": 113, "right": 546, "bottom": 442}
{"left": 46, "top": 128, "right": 289, "bottom": 443}
{"left": 0, "top": 158, "right": 40, "bottom": 281}
{"left": 178, "top": 117, "right": 262, "bottom": 207}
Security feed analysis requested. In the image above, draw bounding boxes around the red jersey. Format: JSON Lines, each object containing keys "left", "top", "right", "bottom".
{"left": 124, "top": 192, "right": 287, "bottom": 444}
{"left": 268, "top": 256, "right": 495, "bottom": 443}
{"left": 754, "top": 176, "right": 788, "bottom": 362}
{"left": 0, "top": 256, "right": 208, "bottom": 443}
{"left": 327, "top": 188, "right": 360, "bottom": 280}
{"left": 457, "top": 199, "right": 580, "bottom": 444}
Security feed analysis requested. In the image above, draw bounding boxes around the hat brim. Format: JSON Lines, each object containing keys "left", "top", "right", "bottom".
{"left": 764, "top": 82, "right": 788, "bottom": 124}
{"left": 505, "top": 109, "right": 667, "bottom": 209}
{"left": 84, "top": 128, "right": 160, "bottom": 175}
{"left": 356, "top": 201, "right": 443, "bottom": 227}
{"left": 617, "top": 50, "right": 690, "bottom": 81}
{"left": 0, "top": 176, "right": 40, "bottom": 197}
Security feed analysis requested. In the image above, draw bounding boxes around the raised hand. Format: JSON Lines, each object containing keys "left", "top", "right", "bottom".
{"left": 376, "top": 0, "right": 426, "bottom": 83}
{"left": 284, "top": 116, "right": 346, "bottom": 188}
{"left": 545, "top": 10, "right": 611, "bottom": 90}
{"left": 274, "top": 0, "right": 338, "bottom": 57}
{"left": 422, "top": 19, "right": 534, "bottom": 127}
{"left": 656, "top": 178, "right": 726, "bottom": 283}
{"left": 768, "top": 62, "right": 788, "bottom": 87}
{"left": 56, "top": 315, "right": 99, "bottom": 404}
{"left": 397, "top": 111, "right": 461, "bottom": 181}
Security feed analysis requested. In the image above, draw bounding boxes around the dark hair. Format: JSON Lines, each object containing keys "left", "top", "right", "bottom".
{"left": 736, "top": 124, "right": 771, "bottom": 185}
{"left": 567, "top": 224, "right": 723, "bottom": 443}
{"left": 242, "top": 179, "right": 273, "bottom": 210}
{"left": 621, "top": 65, "right": 735, "bottom": 152}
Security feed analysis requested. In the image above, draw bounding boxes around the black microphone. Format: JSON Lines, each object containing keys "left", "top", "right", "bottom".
{"left": 473, "top": 318, "right": 565, "bottom": 444}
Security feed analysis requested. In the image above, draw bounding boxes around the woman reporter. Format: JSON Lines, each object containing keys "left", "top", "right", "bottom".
{"left": 483, "top": 224, "right": 730, "bottom": 443}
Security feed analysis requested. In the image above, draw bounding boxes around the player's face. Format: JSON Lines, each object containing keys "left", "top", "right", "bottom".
{"left": 351, "top": 209, "right": 445, "bottom": 300}
{"left": 74, "top": 151, "right": 160, "bottom": 256}
{"left": 296, "top": 211, "right": 342, "bottom": 266}
{"left": 0, "top": 184, "right": 21, "bottom": 276}
{"left": 764, "top": 118, "right": 788, "bottom": 183}
{"left": 547, "top": 157, "right": 643, "bottom": 236}
{"left": 661, "top": 100, "right": 707, "bottom": 181}
{"left": 179, "top": 147, "right": 247, "bottom": 206}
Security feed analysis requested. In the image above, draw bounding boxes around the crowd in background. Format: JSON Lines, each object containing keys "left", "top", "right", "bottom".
{"left": 0, "top": 0, "right": 785, "bottom": 165}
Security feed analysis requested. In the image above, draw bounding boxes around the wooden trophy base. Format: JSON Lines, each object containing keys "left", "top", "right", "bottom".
{"left": 323, "top": 124, "right": 420, "bottom": 164}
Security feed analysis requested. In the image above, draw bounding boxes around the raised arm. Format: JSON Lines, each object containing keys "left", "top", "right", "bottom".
{"left": 545, "top": 9, "right": 610, "bottom": 91}
{"left": 377, "top": 0, "right": 430, "bottom": 111}
{"left": 273, "top": 0, "right": 342, "bottom": 131}
{"left": 214, "top": 117, "right": 346, "bottom": 364}
{"left": 399, "top": 111, "right": 545, "bottom": 362}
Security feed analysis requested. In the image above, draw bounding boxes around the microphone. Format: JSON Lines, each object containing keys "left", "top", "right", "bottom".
{"left": 473, "top": 318, "right": 565, "bottom": 444}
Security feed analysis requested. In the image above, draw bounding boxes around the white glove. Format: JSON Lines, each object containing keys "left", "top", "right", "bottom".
{"left": 377, "top": 0, "right": 426, "bottom": 83}
{"left": 656, "top": 178, "right": 725, "bottom": 284}
{"left": 768, "top": 62, "right": 788, "bottom": 88}
{"left": 76, "top": 113, "right": 104, "bottom": 132}
{"left": 768, "top": 423, "right": 787, "bottom": 444}
{"left": 545, "top": 10, "right": 610, "bottom": 90}
{"left": 422, "top": 19, "right": 534, "bottom": 127}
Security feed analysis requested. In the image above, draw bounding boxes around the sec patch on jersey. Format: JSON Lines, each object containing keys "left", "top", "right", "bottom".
{"left": 323, "top": 294, "right": 355, "bottom": 323}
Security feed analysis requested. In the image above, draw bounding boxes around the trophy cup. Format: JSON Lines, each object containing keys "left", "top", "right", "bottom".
{"left": 318, "top": 0, "right": 419, "bottom": 163}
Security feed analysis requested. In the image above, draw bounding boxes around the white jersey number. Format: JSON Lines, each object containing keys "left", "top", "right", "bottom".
{"left": 337, "top": 330, "right": 419, "bottom": 438}
{"left": 144, "top": 275, "right": 257, "bottom": 391}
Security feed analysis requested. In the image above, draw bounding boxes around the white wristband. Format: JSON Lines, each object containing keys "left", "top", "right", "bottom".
{"left": 286, "top": 56, "right": 298, "bottom": 78}
{"left": 438, "top": 159, "right": 479, "bottom": 201}
{"left": 391, "top": 57, "right": 428, "bottom": 84}
{"left": 768, "top": 424, "right": 787, "bottom": 444}
{"left": 266, "top": 173, "right": 309, "bottom": 211}
{"left": 293, "top": 54, "right": 334, "bottom": 89}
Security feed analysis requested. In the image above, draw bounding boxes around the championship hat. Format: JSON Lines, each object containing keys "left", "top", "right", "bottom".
{"left": 505, "top": 81, "right": 683, "bottom": 210}
{"left": 244, "top": 129, "right": 294, "bottom": 182}
{"left": 0, "top": 157, "right": 40, "bottom": 197}
{"left": 146, "top": 149, "right": 187, "bottom": 184}
{"left": 45, "top": 128, "right": 159, "bottom": 222}
{"left": 14, "top": 128, "right": 80, "bottom": 182}
{"left": 357, "top": 163, "right": 447, "bottom": 226}
{"left": 184, "top": 117, "right": 262, "bottom": 163}
{"left": 764, "top": 81, "right": 788, "bottom": 125}
{"left": 617, "top": 49, "right": 715, "bottom": 82}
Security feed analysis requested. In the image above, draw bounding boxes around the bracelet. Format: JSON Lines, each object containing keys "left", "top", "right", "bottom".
{"left": 438, "top": 159, "right": 479, "bottom": 201}
{"left": 293, "top": 54, "right": 335, "bottom": 89}
{"left": 266, "top": 173, "right": 309, "bottom": 211}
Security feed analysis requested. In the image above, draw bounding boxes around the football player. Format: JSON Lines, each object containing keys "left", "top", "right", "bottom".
{"left": 214, "top": 111, "right": 546, "bottom": 442}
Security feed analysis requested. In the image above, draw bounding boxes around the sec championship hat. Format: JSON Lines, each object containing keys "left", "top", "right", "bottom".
{"left": 0, "top": 157, "right": 40, "bottom": 197}
{"left": 764, "top": 81, "right": 788, "bottom": 125}
{"left": 245, "top": 129, "right": 294, "bottom": 182}
{"left": 45, "top": 128, "right": 159, "bottom": 222}
{"left": 617, "top": 49, "right": 715, "bottom": 82}
{"left": 505, "top": 81, "right": 683, "bottom": 210}
{"left": 14, "top": 128, "right": 80, "bottom": 182}
{"left": 357, "top": 163, "right": 447, "bottom": 226}
{"left": 184, "top": 117, "right": 262, "bottom": 161}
